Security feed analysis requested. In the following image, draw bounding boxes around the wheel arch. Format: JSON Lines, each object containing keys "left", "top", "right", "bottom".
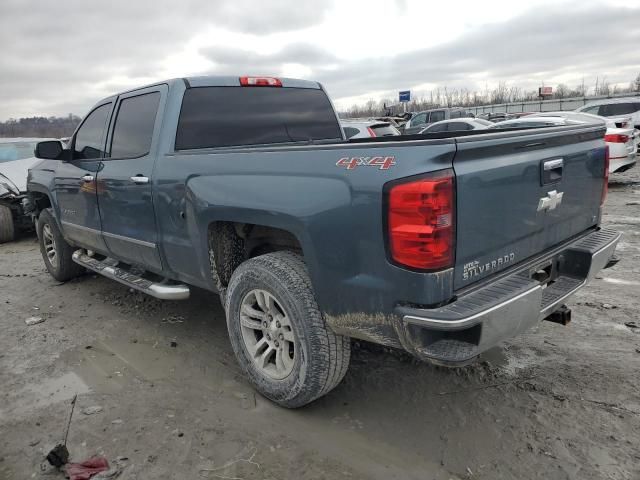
{"left": 206, "top": 219, "right": 308, "bottom": 296}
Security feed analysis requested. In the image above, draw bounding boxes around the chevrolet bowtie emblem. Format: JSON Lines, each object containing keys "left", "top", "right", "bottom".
{"left": 537, "top": 190, "right": 564, "bottom": 211}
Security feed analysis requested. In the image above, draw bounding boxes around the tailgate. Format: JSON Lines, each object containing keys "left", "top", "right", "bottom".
{"left": 452, "top": 125, "right": 606, "bottom": 290}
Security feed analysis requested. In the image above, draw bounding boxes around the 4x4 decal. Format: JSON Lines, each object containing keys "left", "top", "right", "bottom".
{"left": 336, "top": 156, "right": 396, "bottom": 170}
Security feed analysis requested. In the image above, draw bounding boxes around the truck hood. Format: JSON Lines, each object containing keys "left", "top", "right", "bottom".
{"left": 0, "top": 156, "right": 42, "bottom": 193}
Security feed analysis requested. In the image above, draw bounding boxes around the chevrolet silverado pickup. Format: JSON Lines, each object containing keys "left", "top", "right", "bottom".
{"left": 27, "top": 76, "right": 620, "bottom": 407}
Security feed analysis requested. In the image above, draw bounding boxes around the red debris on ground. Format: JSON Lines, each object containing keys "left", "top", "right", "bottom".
{"left": 64, "top": 456, "right": 109, "bottom": 480}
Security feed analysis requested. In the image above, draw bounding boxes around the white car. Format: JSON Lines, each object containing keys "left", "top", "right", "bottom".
{"left": 531, "top": 112, "right": 637, "bottom": 174}
{"left": 419, "top": 118, "right": 492, "bottom": 133}
{"left": 491, "top": 113, "right": 637, "bottom": 174}
{"left": 603, "top": 126, "right": 638, "bottom": 173}
{"left": 576, "top": 97, "right": 640, "bottom": 129}
{"left": 0, "top": 138, "right": 53, "bottom": 242}
{"left": 340, "top": 119, "right": 400, "bottom": 139}
{"left": 488, "top": 116, "right": 576, "bottom": 129}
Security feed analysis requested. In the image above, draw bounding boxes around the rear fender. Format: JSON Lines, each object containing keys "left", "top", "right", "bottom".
{"left": 187, "top": 174, "right": 350, "bottom": 301}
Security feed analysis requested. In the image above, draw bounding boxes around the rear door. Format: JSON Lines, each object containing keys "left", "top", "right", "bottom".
{"left": 97, "top": 86, "right": 165, "bottom": 270}
{"left": 452, "top": 126, "right": 606, "bottom": 289}
{"left": 55, "top": 101, "right": 114, "bottom": 251}
{"left": 429, "top": 110, "right": 446, "bottom": 124}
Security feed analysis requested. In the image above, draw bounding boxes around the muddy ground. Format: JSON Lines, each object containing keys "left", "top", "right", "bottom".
{"left": 1, "top": 169, "right": 639, "bottom": 480}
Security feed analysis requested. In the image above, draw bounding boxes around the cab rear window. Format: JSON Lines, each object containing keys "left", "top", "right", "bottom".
{"left": 175, "top": 87, "right": 343, "bottom": 150}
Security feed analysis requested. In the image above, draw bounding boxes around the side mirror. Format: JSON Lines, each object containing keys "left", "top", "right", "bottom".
{"left": 35, "top": 140, "right": 65, "bottom": 160}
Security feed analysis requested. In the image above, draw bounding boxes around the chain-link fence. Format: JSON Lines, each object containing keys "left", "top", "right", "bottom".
{"left": 466, "top": 92, "right": 640, "bottom": 115}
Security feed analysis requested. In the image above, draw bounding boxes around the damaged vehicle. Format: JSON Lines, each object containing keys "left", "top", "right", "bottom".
{"left": 0, "top": 138, "right": 53, "bottom": 243}
{"left": 27, "top": 76, "right": 620, "bottom": 407}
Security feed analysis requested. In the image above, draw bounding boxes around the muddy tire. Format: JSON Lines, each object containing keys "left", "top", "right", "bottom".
{"left": 37, "top": 209, "right": 83, "bottom": 282}
{"left": 225, "top": 251, "right": 350, "bottom": 408}
{"left": 0, "top": 204, "right": 15, "bottom": 243}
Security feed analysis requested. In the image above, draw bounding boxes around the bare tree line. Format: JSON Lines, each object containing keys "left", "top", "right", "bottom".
{"left": 343, "top": 73, "right": 640, "bottom": 118}
{"left": 0, "top": 115, "right": 81, "bottom": 138}
{"left": 3, "top": 73, "right": 640, "bottom": 132}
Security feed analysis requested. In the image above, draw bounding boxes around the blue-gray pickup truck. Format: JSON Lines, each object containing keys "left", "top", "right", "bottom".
{"left": 27, "top": 76, "right": 620, "bottom": 407}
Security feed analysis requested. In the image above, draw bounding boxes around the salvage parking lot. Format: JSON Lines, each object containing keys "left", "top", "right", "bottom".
{"left": 0, "top": 169, "right": 639, "bottom": 480}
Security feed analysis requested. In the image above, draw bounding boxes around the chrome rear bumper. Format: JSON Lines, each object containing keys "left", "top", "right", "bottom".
{"left": 394, "top": 228, "right": 621, "bottom": 364}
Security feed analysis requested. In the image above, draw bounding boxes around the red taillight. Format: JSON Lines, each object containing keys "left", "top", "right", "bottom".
{"left": 387, "top": 170, "right": 455, "bottom": 270}
{"left": 604, "top": 133, "right": 629, "bottom": 143}
{"left": 239, "top": 76, "right": 282, "bottom": 87}
{"left": 367, "top": 127, "right": 377, "bottom": 137}
{"left": 602, "top": 145, "right": 609, "bottom": 205}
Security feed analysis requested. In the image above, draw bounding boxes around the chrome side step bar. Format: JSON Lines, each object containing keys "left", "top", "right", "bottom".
{"left": 72, "top": 250, "right": 190, "bottom": 300}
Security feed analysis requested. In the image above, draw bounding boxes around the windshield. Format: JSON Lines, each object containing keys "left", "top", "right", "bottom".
{"left": 0, "top": 141, "right": 37, "bottom": 163}
{"left": 370, "top": 124, "right": 400, "bottom": 136}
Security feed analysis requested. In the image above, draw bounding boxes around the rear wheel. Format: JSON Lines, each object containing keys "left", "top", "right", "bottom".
{"left": 225, "top": 251, "right": 351, "bottom": 408}
{"left": 0, "top": 204, "right": 15, "bottom": 243}
{"left": 37, "top": 209, "right": 83, "bottom": 281}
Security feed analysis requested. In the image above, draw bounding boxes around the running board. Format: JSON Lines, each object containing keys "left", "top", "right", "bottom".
{"left": 72, "top": 250, "right": 190, "bottom": 300}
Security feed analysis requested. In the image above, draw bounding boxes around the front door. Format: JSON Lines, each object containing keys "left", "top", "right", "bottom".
{"left": 97, "top": 86, "right": 165, "bottom": 271}
{"left": 404, "top": 112, "right": 428, "bottom": 134}
{"left": 55, "top": 100, "right": 114, "bottom": 251}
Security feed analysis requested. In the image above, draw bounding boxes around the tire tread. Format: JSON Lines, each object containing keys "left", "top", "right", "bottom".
{"left": 225, "top": 251, "right": 350, "bottom": 407}
{"left": 0, "top": 204, "right": 15, "bottom": 243}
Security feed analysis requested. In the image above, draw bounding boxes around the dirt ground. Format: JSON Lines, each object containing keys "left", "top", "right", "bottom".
{"left": 1, "top": 169, "right": 639, "bottom": 480}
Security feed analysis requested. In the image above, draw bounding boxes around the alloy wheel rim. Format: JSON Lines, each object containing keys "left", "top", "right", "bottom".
{"left": 42, "top": 224, "right": 58, "bottom": 269}
{"left": 239, "top": 289, "right": 296, "bottom": 380}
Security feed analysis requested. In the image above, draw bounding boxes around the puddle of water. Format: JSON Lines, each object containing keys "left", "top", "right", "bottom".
{"left": 62, "top": 339, "right": 229, "bottom": 395}
{"left": 28, "top": 372, "right": 90, "bottom": 403}
{"left": 1, "top": 372, "right": 90, "bottom": 419}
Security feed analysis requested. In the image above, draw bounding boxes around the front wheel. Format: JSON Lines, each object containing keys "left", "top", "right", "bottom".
{"left": 37, "top": 209, "right": 83, "bottom": 282}
{"left": 225, "top": 251, "right": 350, "bottom": 408}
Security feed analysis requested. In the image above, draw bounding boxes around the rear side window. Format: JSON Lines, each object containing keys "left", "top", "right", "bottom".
{"left": 581, "top": 105, "right": 601, "bottom": 115}
{"left": 430, "top": 111, "right": 445, "bottom": 122}
{"left": 426, "top": 123, "right": 448, "bottom": 133}
{"left": 370, "top": 124, "right": 399, "bottom": 136}
{"left": 110, "top": 92, "right": 160, "bottom": 158}
{"left": 450, "top": 110, "right": 462, "bottom": 119}
{"left": 343, "top": 127, "right": 359, "bottom": 139}
{"left": 447, "top": 122, "right": 472, "bottom": 131}
{"left": 599, "top": 102, "right": 640, "bottom": 116}
{"left": 74, "top": 103, "right": 111, "bottom": 159}
{"left": 176, "top": 87, "right": 342, "bottom": 150}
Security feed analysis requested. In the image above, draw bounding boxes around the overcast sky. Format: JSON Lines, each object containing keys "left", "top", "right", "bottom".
{"left": 1, "top": 0, "right": 639, "bottom": 120}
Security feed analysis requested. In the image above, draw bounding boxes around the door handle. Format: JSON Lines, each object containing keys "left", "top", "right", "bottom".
{"left": 542, "top": 158, "right": 563, "bottom": 184}
{"left": 81, "top": 174, "right": 95, "bottom": 182}
{"left": 130, "top": 175, "right": 149, "bottom": 184}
